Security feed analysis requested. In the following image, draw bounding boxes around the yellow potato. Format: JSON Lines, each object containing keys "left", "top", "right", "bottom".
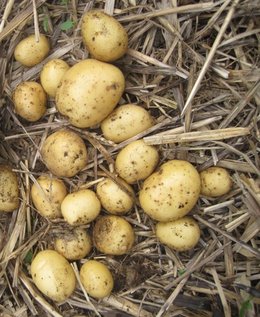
{"left": 0, "top": 165, "right": 19, "bottom": 212}
{"left": 81, "top": 10, "right": 128, "bottom": 62}
{"left": 31, "top": 250, "right": 76, "bottom": 302}
{"left": 41, "top": 129, "right": 88, "bottom": 177}
{"left": 115, "top": 140, "right": 159, "bottom": 184}
{"left": 139, "top": 160, "right": 201, "bottom": 222}
{"left": 14, "top": 34, "right": 50, "bottom": 67}
{"left": 200, "top": 167, "right": 232, "bottom": 197}
{"left": 80, "top": 260, "right": 114, "bottom": 299}
{"left": 31, "top": 175, "right": 67, "bottom": 219}
{"left": 40, "top": 59, "right": 70, "bottom": 97}
{"left": 61, "top": 189, "right": 101, "bottom": 226}
{"left": 101, "top": 104, "right": 154, "bottom": 143}
{"left": 156, "top": 216, "right": 200, "bottom": 251}
{"left": 56, "top": 59, "right": 125, "bottom": 128}
{"left": 13, "top": 81, "right": 47, "bottom": 122}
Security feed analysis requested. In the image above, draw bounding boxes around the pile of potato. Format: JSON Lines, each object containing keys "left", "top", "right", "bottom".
{"left": 0, "top": 10, "right": 233, "bottom": 303}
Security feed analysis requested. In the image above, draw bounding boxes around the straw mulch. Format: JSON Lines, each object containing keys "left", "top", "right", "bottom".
{"left": 0, "top": 0, "right": 260, "bottom": 316}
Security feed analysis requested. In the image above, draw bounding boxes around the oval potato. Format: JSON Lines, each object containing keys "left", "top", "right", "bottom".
{"left": 0, "top": 165, "right": 19, "bottom": 212}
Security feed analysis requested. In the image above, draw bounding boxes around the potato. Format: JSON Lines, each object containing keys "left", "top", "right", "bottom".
{"left": 13, "top": 81, "right": 47, "bottom": 122}
{"left": 31, "top": 175, "right": 67, "bottom": 219}
{"left": 139, "top": 160, "right": 201, "bottom": 222}
{"left": 80, "top": 260, "right": 114, "bottom": 299}
{"left": 61, "top": 189, "right": 101, "bottom": 226}
{"left": 101, "top": 104, "right": 154, "bottom": 143}
{"left": 31, "top": 250, "right": 76, "bottom": 302}
{"left": 56, "top": 59, "right": 125, "bottom": 128}
{"left": 14, "top": 34, "right": 50, "bottom": 67}
{"left": 41, "top": 129, "right": 88, "bottom": 177}
{"left": 156, "top": 216, "right": 200, "bottom": 251}
{"left": 96, "top": 177, "right": 134, "bottom": 215}
{"left": 81, "top": 10, "right": 128, "bottom": 62}
{"left": 54, "top": 228, "right": 92, "bottom": 260}
{"left": 115, "top": 140, "right": 159, "bottom": 184}
{"left": 0, "top": 165, "right": 19, "bottom": 212}
{"left": 200, "top": 167, "right": 232, "bottom": 197}
{"left": 40, "top": 59, "right": 70, "bottom": 97}
{"left": 93, "top": 215, "right": 135, "bottom": 255}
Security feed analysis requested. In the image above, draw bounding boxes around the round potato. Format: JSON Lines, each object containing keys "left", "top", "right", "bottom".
{"left": 156, "top": 216, "right": 200, "bottom": 251}
{"left": 31, "top": 175, "right": 67, "bottom": 219}
{"left": 13, "top": 81, "right": 47, "bottom": 122}
{"left": 56, "top": 59, "right": 125, "bottom": 128}
{"left": 93, "top": 215, "right": 135, "bottom": 255}
{"left": 81, "top": 10, "right": 128, "bottom": 62}
{"left": 31, "top": 250, "right": 76, "bottom": 302}
{"left": 41, "top": 129, "right": 88, "bottom": 177}
{"left": 115, "top": 140, "right": 159, "bottom": 184}
{"left": 96, "top": 177, "right": 134, "bottom": 215}
{"left": 14, "top": 34, "right": 50, "bottom": 67}
{"left": 40, "top": 59, "right": 70, "bottom": 97}
{"left": 139, "top": 160, "right": 201, "bottom": 222}
{"left": 0, "top": 165, "right": 19, "bottom": 212}
{"left": 61, "top": 189, "right": 101, "bottom": 226}
{"left": 80, "top": 260, "right": 114, "bottom": 299}
{"left": 101, "top": 104, "right": 154, "bottom": 143}
{"left": 200, "top": 167, "right": 232, "bottom": 197}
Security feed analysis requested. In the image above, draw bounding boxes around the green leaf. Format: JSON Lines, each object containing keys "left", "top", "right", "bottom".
{"left": 177, "top": 268, "right": 186, "bottom": 276}
{"left": 60, "top": 0, "right": 69, "bottom": 5}
{"left": 239, "top": 298, "right": 253, "bottom": 317}
{"left": 60, "top": 19, "right": 75, "bottom": 31}
{"left": 43, "top": 16, "right": 49, "bottom": 33}
{"left": 24, "top": 250, "right": 33, "bottom": 264}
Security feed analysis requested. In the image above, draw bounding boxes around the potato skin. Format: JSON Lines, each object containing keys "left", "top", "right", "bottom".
{"left": 14, "top": 34, "right": 50, "bottom": 67}
{"left": 13, "top": 81, "right": 47, "bottom": 122}
{"left": 81, "top": 10, "right": 128, "bottom": 62}
{"left": 31, "top": 250, "right": 76, "bottom": 302}
{"left": 41, "top": 129, "right": 88, "bottom": 177}
{"left": 0, "top": 165, "right": 19, "bottom": 212}
{"left": 139, "top": 160, "right": 201, "bottom": 222}
{"left": 56, "top": 59, "right": 125, "bottom": 128}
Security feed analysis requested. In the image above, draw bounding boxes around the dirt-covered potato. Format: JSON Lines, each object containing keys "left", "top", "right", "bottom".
{"left": 0, "top": 165, "right": 19, "bottom": 212}
{"left": 40, "top": 59, "right": 70, "bottom": 97}
{"left": 56, "top": 59, "right": 125, "bottom": 128}
{"left": 31, "top": 250, "right": 76, "bottom": 302}
{"left": 101, "top": 104, "right": 154, "bottom": 143}
{"left": 155, "top": 216, "right": 200, "bottom": 251}
{"left": 13, "top": 81, "right": 47, "bottom": 122}
{"left": 81, "top": 10, "right": 128, "bottom": 62}
{"left": 96, "top": 177, "right": 134, "bottom": 215}
{"left": 93, "top": 215, "right": 135, "bottom": 255}
{"left": 41, "top": 129, "right": 88, "bottom": 177}
{"left": 200, "top": 167, "right": 232, "bottom": 197}
{"left": 61, "top": 189, "right": 101, "bottom": 226}
{"left": 139, "top": 160, "right": 201, "bottom": 222}
{"left": 80, "top": 260, "right": 114, "bottom": 299}
{"left": 14, "top": 34, "right": 50, "bottom": 67}
{"left": 31, "top": 175, "right": 67, "bottom": 219}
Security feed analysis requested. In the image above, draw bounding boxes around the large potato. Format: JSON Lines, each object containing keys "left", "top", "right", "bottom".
{"left": 139, "top": 160, "right": 201, "bottom": 222}
{"left": 81, "top": 10, "right": 128, "bottom": 62}
{"left": 0, "top": 165, "right": 19, "bottom": 212}
{"left": 56, "top": 59, "right": 125, "bottom": 128}
{"left": 41, "top": 129, "right": 88, "bottom": 177}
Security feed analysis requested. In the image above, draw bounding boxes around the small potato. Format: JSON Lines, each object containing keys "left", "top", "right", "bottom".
{"left": 156, "top": 216, "right": 200, "bottom": 251}
{"left": 96, "top": 177, "right": 134, "bottom": 215}
{"left": 61, "top": 189, "right": 101, "bottom": 226}
{"left": 41, "top": 129, "right": 88, "bottom": 178}
{"left": 93, "top": 215, "right": 135, "bottom": 255}
{"left": 80, "top": 260, "right": 114, "bottom": 299}
{"left": 115, "top": 140, "right": 159, "bottom": 184}
{"left": 14, "top": 34, "right": 50, "bottom": 67}
{"left": 200, "top": 167, "right": 232, "bottom": 197}
{"left": 31, "top": 250, "right": 76, "bottom": 302}
{"left": 40, "top": 59, "right": 70, "bottom": 97}
{"left": 81, "top": 10, "right": 128, "bottom": 62}
{"left": 54, "top": 228, "right": 92, "bottom": 261}
{"left": 0, "top": 165, "right": 19, "bottom": 212}
{"left": 101, "top": 104, "right": 154, "bottom": 143}
{"left": 31, "top": 175, "right": 67, "bottom": 219}
{"left": 13, "top": 81, "right": 47, "bottom": 122}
